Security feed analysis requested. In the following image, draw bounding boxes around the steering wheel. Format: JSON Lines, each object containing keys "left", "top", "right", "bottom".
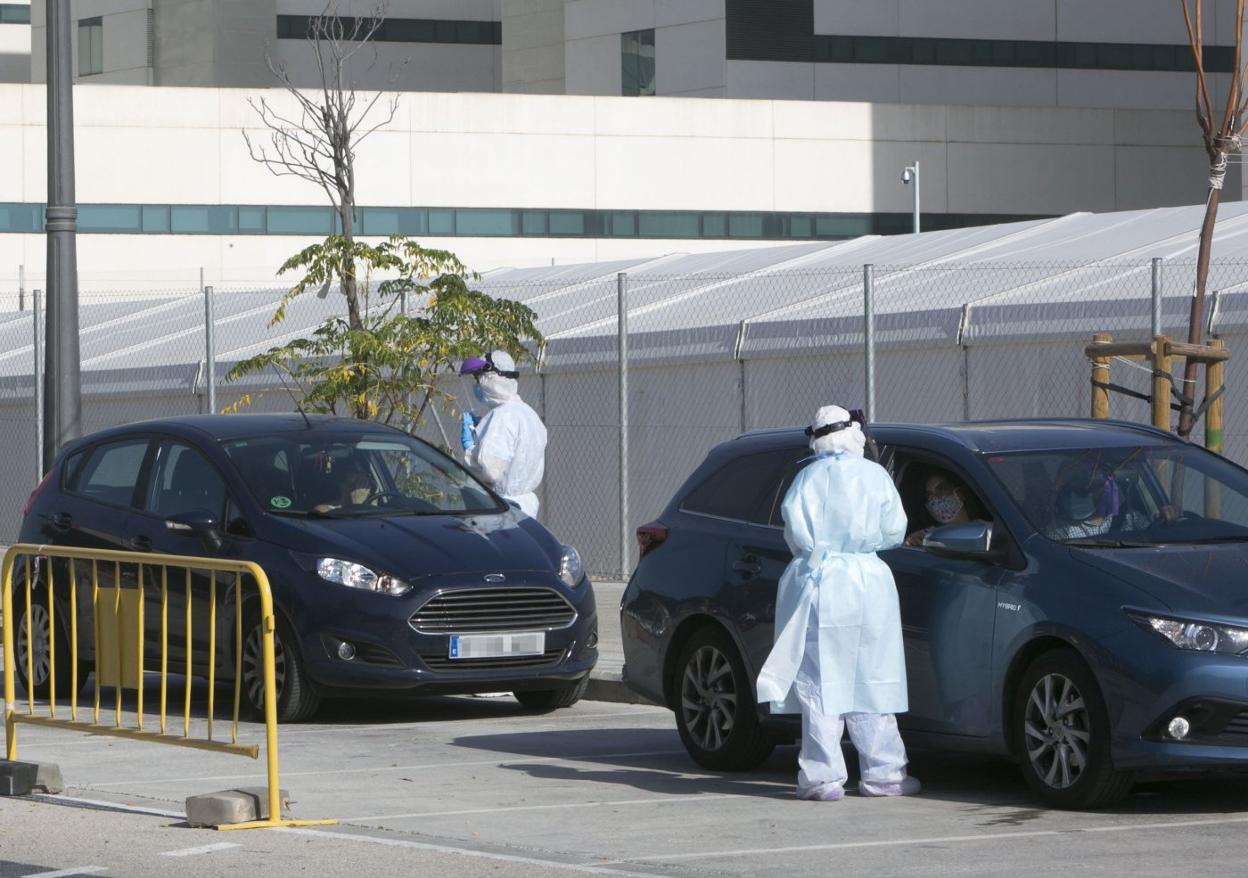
{"left": 361, "top": 490, "right": 406, "bottom": 507}
{"left": 1152, "top": 507, "right": 1199, "bottom": 526}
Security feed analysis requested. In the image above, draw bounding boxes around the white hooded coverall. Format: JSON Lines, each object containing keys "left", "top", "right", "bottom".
{"left": 464, "top": 370, "right": 547, "bottom": 518}
{"left": 756, "top": 411, "right": 914, "bottom": 797}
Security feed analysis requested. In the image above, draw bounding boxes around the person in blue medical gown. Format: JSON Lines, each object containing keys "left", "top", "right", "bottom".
{"left": 757, "top": 405, "right": 920, "bottom": 802}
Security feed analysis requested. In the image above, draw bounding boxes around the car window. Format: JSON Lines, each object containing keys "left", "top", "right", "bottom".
{"left": 684, "top": 447, "right": 807, "bottom": 525}
{"left": 987, "top": 445, "right": 1248, "bottom": 544}
{"left": 223, "top": 496, "right": 252, "bottom": 538}
{"left": 147, "top": 442, "right": 228, "bottom": 522}
{"left": 68, "top": 438, "right": 150, "bottom": 508}
{"left": 891, "top": 449, "right": 999, "bottom": 548}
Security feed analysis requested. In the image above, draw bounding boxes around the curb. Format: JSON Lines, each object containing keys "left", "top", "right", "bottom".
{"left": 585, "top": 671, "right": 660, "bottom": 706}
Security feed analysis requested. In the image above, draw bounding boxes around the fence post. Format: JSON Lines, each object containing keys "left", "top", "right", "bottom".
{"left": 617, "top": 272, "right": 630, "bottom": 579}
{"left": 33, "top": 290, "right": 43, "bottom": 479}
{"left": 1206, "top": 337, "right": 1225, "bottom": 454}
{"left": 18, "top": 264, "right": 24, "bottom": 312}
{"left": 1090, "top": 333, "right": 1112, "bottom": 419}
{"left": 863, "top": 264, "right": 876, "bottom": 421}
{"left": 204, "top": 285, "right": 216, "bottom": 415}
{"left": 1151, "top": 257, "right": 1164, "bottom": 339}
{"left": 1151, "top": 336, "right": 1171, "bottom": 431}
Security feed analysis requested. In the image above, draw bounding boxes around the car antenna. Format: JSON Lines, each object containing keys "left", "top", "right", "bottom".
{"left": 270, "top": 365, "right": 314, "bottom": 429}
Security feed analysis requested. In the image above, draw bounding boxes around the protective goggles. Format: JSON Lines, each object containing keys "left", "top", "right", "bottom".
{"left": 805, "top": 420, "right": 853, "bottom": 439}
{"left": 459, "top": 352, "right": 519, "bottom": 380}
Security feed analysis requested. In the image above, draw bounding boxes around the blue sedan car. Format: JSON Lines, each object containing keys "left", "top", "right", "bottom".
{"left": 622, "top": 420, "right": 1248, "bottom": 808}
{"left": 17, "top": 415, "right": 596, "bottom": 721}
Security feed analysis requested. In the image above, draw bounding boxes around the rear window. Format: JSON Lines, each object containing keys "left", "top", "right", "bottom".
{"left": 681, "top": 447, "right": 806, "bottom": 525}
{"left": 67, "top": 438, "right": 150, "bottom": 508}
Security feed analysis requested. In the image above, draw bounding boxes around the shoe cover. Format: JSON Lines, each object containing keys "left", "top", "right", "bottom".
{"left": 859, "top": 775, "right": 921, "bottom": 797}
{"left": 797, "top": 782, "right": 845, "bottom": 802}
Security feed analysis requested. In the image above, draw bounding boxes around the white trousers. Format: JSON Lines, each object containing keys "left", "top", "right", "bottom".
{"left": 794, "top": 614, "right": 909, "bottom": 790}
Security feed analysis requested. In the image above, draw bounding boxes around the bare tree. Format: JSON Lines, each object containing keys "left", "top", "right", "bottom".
{"left": 244, "top": 2, "right": 400, "bottom": 332}
{"left": 1177, "top": 0, "right": 1247, "bottom": 437}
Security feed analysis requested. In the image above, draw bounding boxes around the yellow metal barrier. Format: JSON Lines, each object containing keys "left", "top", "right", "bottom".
{"left": 2, "top": 544, "right": 334, "bottom": 831}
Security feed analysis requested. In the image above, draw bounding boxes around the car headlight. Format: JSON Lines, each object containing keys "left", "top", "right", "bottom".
{"left": 1129, "top": 612, "right": 1248, "bottom": 655}
{"left": 316, "top": 558, "right": 411, "bottom": 597}
{"left": 558, "top": 545, "right": 584, "bottom": 588}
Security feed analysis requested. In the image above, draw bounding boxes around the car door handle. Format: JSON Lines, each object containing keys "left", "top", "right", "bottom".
{"left": 128, "top": 535, "right": 152, "bottom": 552}
{"left": 50, "top": 512, "right": 73, "bottom": 530}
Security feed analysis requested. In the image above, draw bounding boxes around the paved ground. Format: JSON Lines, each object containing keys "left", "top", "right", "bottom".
{"left": 4, "top": 579, "right": 1248, "bottom": 877}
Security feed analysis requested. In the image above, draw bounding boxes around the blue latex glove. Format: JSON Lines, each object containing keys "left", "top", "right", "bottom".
{"left": 460, "top": 411, "right": 477, "bottom": 451}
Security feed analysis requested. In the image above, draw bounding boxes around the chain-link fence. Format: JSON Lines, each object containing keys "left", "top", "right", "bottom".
{"left": 1, "top": 257, "right": 1247, "bottom": 580}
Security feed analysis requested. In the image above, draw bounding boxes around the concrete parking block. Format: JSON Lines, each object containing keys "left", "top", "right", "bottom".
{"left": 0, "top": 759, "right": 62, "bottom": 795}
{"left": 185, "top": 787, "right": 289, "bottom": 828}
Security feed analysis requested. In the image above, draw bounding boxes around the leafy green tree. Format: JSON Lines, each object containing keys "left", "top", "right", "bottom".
{"left": 226, "top": 235, "right": 543, "bottom": 432}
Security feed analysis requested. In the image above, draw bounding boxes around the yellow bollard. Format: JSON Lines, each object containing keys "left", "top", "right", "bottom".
{"left": 1091, "top": 333, "right": 1112, "bottom": 419}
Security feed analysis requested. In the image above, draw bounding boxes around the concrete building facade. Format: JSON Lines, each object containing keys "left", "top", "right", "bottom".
{"left": 10, "top": 0, "right": 1246, "bottom": 111}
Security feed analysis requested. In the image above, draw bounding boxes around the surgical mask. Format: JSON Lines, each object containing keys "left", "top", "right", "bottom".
{"left": 472, "top": 383, "right": 489, "bottom": 405}
{"left": 926, "top": 494, "right": 963, "bottom": 525}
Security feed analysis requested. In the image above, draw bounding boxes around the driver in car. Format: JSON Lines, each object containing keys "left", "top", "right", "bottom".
{"left": 906, "top": 471, "right": 987, "bottom": 546}
{"left": 313, "top": 461, "right": 374, "bottom": 514}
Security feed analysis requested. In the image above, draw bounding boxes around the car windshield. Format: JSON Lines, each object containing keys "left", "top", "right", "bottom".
{"left": 987, "top": 445, "right": 1248, "bottom": 546}
{"left": 221, "top": 432, "right": 503, "bottom": 518}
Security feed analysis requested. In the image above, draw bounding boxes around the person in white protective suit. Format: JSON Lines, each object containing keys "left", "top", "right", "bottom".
{"left": 458, "top": 350, "right": 548, "bottom": 518}
{"left": 756, "top": 405, "right": 920, "bottom": 802}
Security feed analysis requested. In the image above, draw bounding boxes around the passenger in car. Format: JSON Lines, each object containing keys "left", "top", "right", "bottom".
{"left": 905, "top": 471, "right": 989, "bottom": 546}
{"left": 756, "top": 405, "right": 920, "bottom": 802}
{"left": 1047, "top": 464, "right": 1148, "bottom": 541}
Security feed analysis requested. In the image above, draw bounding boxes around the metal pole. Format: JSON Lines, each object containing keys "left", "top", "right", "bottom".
{"left": 44, "top": 0, "right": 81, "bottom": 471}
{"left": 1151, "top": 257, "right": 1164, "bottom": 339}
{"left": 204, "top": 285, "right": 216, "bottom": 415}
{"left": 33, "top": 291, "right": 43, "bottom": 479}
{"left": 912, "top": 161, "right": 921, "bottom": 234}
{"left": 864, "top": 264, "right": 876, "bottom": 422}
{"left": 617, "top": 272, "right": 630, "bottom": 579}
{"left": 18, "top": 264, "right": 24, "bottom": 311}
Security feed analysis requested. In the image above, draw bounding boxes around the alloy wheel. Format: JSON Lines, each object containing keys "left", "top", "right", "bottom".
{"left": 242, "top": 624, "right": 287, "bottom": 711}
{"left": 16, "top": 604, "right": 51, "bottom": 687}
{"left": 1024, "top": 672, "right": 1091, "bottom": 790}
{"left": 680, "top": 644, "right": 737, "bottom": 752}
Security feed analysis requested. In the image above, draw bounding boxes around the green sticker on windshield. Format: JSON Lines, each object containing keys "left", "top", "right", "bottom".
{"left": 270, "top": 496, "right": 292, "bottom": 509}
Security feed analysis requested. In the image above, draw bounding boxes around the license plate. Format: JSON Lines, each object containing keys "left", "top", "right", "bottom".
{"left": 449, "top": 632, "right": 545, "bottom": 660}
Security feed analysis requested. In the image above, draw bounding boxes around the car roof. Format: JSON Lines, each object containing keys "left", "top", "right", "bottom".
{"left": 734, "top": 418, "right": 1176, "bottom": 455}
{"left": 67, "top": 414, "right": 394, "bottom": 448}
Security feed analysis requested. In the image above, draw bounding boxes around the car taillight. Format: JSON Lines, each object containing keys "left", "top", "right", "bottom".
{"left": 636, "top": 521, "right": 668, "bottom": 559}
{"left": 24, "top": 470, "right": 53, "bottom": 517}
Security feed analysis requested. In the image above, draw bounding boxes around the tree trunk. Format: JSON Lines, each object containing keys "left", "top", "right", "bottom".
{"left": 1176, "top": 186, "right": 1222, "bottom": 438}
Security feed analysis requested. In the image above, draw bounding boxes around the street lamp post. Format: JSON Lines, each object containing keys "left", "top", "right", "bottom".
{"left": 901, "top": 160, "right": 920, "bottom": 234}
{"left": 44, "top": 0, "right": 82, "bottom": 472}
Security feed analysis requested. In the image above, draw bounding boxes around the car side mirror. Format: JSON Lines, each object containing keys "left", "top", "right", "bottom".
{"left": 922, "top": 521, "right": 994, "bottom": 560}
{"left": 166, "top": 509, "right": 223, "bottom": 552}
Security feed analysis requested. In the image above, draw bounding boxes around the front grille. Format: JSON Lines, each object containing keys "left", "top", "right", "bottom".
{"left": 420, "top": 646, "right": 565, "bottom": 672}
{"left": 409, "top": 587, "right": 576, "bottom": 634}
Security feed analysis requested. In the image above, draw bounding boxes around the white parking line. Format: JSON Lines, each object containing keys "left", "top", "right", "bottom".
{"left": 30, "top": 793, "right": 184, "bottom": 819}
{"left": 278, "top": 826, "right": 661, "bottom": 878}
{"left": 161, "top": 842, "right": 240, "bottom": 857}
{"left": 85, "top": 748, "right": 685, "bottom": 788}
{"left": 591, "top": 814, "right": 1248, "bottom": 864}
{"left": 345, "top": 792, "right": 747, "bottom": 822}
{"left": 22, "top": 868, "right": 105, "bottom": 878}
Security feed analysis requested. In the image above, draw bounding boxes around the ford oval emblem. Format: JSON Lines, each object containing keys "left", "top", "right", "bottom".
{"left": 484, "top": 573, "right": 506, "bottom": 583}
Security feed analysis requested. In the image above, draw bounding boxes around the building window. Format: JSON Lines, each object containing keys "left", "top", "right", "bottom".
{"left": 622, "top": 29, "right": 655, "bottom": 97}
{"left": 0, "top": 4, "right": 31, "bottom": 24}
{"left": 78, "top": 17, "right": 103, "bottom": 76}
{"left": 276, "top": 15, "right": 500, "bottom": 45}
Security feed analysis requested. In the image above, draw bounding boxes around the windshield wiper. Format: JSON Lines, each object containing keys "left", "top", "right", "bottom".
{"left": 1176, "top": 535, "right": 1248, "bottom": 545}
{"left": 1063, "top": 538, "right": 1157, "bottom": 548}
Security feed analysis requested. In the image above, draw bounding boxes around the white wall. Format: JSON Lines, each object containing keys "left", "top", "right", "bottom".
{"left": 0, "top": 83, "right": 1228, "bottom": 289}
{"left": 0, "top": 18, "right": 29, "bottom": 83}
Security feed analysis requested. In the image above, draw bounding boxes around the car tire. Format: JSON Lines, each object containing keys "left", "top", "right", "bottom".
{"left": 673, "top": 625, "right": 774, "bottom": 771}
{"left": 1014, "top": 648, "right": 1133, "bottom": 809}
{"left": 241, "top": 610, "right": 320, "bottom": 723}
{"left": 513, "top": 675, "right": 589, "bottom": 711}
{"left": 12, "top": 589, "right": 73, "bottom": 701}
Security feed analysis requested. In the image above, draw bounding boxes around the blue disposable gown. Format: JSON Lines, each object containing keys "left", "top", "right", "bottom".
{"left": 757, "top": 453, "right": 909, "bottom": 717}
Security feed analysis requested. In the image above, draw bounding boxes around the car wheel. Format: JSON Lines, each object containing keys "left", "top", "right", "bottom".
{"left": 241, "top": 611, "right": 320, "bottom": 723}
{"left": 513, "top": 676, "right": 589, "bottom": 711}
{"left": 673, "top": 626, "right": 774, "bottom": 771}
{"left": 13, "top": 594, "right": 72, "bottom": 700}
{"left": 1014, "top": 649, "right": 1133, "bottom": 809}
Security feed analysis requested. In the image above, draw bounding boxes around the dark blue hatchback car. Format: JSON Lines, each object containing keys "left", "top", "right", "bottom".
{"left": 18, "top": 415, "right": 596, "bottom": 720}
{"left": 622, "top": 419, "right": 1248, "bottom": 808}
